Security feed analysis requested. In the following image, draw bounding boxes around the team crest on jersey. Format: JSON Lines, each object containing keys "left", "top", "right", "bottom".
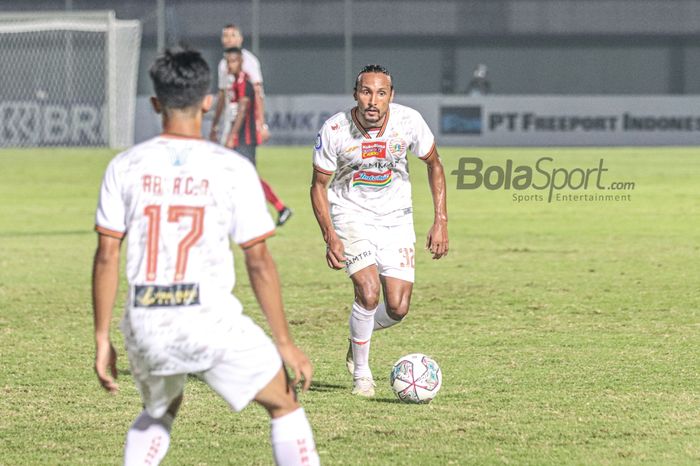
{"left": 388, "top": 138, "right": 407, "bottom": 157}
{"left": 352, "top": 169, "right": 392, "bottom": 187}
{"left": 314, "top": 133, "right": 322, "bottom": 150}
{"left": 133, "top": 283, "right": 200, "bottom": 307}
{"left": 361, "top": 141, "right": 386, "bottom": 159}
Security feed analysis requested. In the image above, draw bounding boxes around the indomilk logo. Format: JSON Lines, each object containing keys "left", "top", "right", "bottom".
{"left": 352, "top": 170, "right": 392, "bottom": 187}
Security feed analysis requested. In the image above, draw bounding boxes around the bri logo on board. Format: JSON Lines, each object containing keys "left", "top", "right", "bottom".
{"left": 361, "top": 141, "right": 387, "bottom": 159}
{"left": 352, "top": 170, "right": 392, "bottom": 187}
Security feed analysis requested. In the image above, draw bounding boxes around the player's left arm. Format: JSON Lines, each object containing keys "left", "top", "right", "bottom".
{"left": 243, "top": 241, "right": 313, "bottom": 391}
{"left": 226, "top": 94, "right": 249, "bottom": 148}
{"left": 253, "top": 82, "right": 270, "bottom": 143}
{"left": 423, "top": 148, "right": 449, "bottom": 259}
{"left": 92, "top": 233, "right": 122, "bottom": 393}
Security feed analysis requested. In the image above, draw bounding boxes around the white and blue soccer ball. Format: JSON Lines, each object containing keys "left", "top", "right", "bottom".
{"left": 390, "top": 353, "right": 442, "bottom": 403}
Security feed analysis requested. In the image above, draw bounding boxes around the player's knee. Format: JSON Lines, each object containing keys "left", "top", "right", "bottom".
{"left": 354, "top": 280, "right": 381, "bottom": 309}
{"left": 386, "top": 295, "right": 411, "bottom": 320}
{"left": 386, "top": 303, "right": 409, "bottom": 320}
{"left": 356, "top": 290, "right": 380, "bottom": 309}
{"left": 268, "top": 394, "right": 300, "bottom": 419}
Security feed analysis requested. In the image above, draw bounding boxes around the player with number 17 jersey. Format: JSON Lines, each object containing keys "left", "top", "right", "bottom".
{"left": 95, "top": 135, "right": 274, "bottom": 375}
{"left": 312, "top": 102, "right": 437, "bottom": 227}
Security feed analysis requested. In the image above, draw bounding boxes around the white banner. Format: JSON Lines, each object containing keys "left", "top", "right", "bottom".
{"left": 135, "top": 95, "right": 700, "bottom": 146}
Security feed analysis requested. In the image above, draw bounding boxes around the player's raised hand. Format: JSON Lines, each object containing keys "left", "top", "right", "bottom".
{"left": 277, "top": 342, "right": 313, "bottom": 392}
{"left": 426, "top": 221, "right": 449, "bottom": 259}
{"left": 325, "top": 236, "right": 347, "bottom": 270}
{"left": 94, "top": 340, "right": 119, "bottom": 394}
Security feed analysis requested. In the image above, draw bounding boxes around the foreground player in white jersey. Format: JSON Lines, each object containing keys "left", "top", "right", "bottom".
{"left": 310, "top": 64, "right": 448, "bottom": 397}
{"left": 92, "top": 47, "right": 319, "bottom": 465}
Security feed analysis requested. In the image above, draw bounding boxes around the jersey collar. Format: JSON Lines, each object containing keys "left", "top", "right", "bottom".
{"left": 351, "top": 106, "right": 390, "bottom": 139}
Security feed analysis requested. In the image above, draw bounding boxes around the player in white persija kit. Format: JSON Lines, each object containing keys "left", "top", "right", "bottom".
{"left": 92, "top": 47, "right": 319, "bottom": 466}
{"left": 310, "top": 64, "right": 449, "bottom": 397}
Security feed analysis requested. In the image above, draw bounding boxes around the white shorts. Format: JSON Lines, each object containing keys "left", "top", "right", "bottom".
{"left": 334, "top": 222, "right": 416, "bottom": 283}
{"left": 124, "top": 313, "right": 281, "bottom": 419}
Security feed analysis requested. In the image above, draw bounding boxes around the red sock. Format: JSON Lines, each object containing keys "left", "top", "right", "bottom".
{"left": 260, "top": 178, "right": 285, "bottom": 212}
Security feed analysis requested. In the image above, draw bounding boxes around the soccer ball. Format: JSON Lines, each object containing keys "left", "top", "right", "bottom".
{"left": 390, "top": 353, "right": 442, "bottom": 403}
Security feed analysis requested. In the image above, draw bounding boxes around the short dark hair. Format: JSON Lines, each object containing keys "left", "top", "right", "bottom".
{"left": 354, "top": 64, "right": 393, "bottom": 90}
{"left": 223, "top": 24, "right": 239, "bottom": 31}
{"left": 224, "top": 47, "right": 242, "bottom": 55}
{"left": 149, "top": 47, "right": 211, "bottom": 111}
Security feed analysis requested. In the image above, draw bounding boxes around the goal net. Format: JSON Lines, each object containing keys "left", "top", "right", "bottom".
{"left": 0, "top": 11, "right": 141, "bottom": 148}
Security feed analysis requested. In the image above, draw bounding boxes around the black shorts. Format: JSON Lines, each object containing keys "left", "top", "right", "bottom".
{"left": 235, "top": 144, "right": 257, "bottom": 166}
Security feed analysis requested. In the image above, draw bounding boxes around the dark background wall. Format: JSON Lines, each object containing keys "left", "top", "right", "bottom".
{"left": 3, "top": 0, "right": 700, "bottom": 96}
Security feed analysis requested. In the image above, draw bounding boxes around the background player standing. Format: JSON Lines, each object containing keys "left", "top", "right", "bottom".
{"left": 210, "top": 26, "right": 292, "bottom": 226}
{"left": 310, "top": 64, "right": 448, "bottom": 397}
{"left": 92, "top": 47, "right": 319, "bottom": 465}
{"left": 210, "top": 23, "right": 268, "bottom": 143}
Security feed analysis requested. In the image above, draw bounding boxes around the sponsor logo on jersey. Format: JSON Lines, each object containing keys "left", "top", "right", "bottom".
{"left": 346, "top": 250, "right": 373, "bottom": 267}
{"left": 361, "top": 141, "right": 386, "bottom": 159}
{"left": 362, "top": 160, "right": 396, "bottom": 170}
{"left": 388, "top": 138, "right": 407, "bottom": 157}
{"left": 133, "top": 283, "right": 200, "bottom": 308}
{"left": 314, "top": 133, "right": 322, "bottom": 150}
{"left": 352, "top": 169, "right": 392, "bottom": 187}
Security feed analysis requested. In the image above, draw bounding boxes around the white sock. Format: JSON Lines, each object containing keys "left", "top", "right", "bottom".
{"left": 270, "top": 408, "right": 320, "bottom": 466}
{"left": 373, "top": 302, "right": 402, "bottom": 331}
{"left": 350, "top": 301, "right": 376, "bottom": 379}
{"left": 123, "top": 410, "right": 173, "bottom": 466}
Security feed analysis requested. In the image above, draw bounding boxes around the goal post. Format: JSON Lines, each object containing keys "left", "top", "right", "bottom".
{"left": 0, "top": 11, "right": 141, "bottom": 149}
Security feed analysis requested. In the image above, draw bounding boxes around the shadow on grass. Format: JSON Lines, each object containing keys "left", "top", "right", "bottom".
{"left": 367, "top": 397, "right": 403, "bottom": 404}
{"left": 308, "top": 381, "right": 346, "bottom": 392}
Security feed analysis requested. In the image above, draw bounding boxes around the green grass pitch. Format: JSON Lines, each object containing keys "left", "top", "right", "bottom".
{"left": 0, "top": 145, "right": 698, "bottom": 465}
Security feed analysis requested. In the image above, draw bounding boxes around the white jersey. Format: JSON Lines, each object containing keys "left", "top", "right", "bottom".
{"left": 313, "top": 103, "right": 436, "bottom": 226}
{"left": 95, "top": 135, "right": 275, "bottom": 373}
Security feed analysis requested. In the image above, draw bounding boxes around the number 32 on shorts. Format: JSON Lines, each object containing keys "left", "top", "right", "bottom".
{"left": 399, "top": 247, "right": 415, "bottom": 268}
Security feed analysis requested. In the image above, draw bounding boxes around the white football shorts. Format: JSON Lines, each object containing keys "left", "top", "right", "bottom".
{"left": 124, "top": 313, "right": 281, "bottom": 419}
{"left": 334, "top": 222, "right": 416, "bottom": 283}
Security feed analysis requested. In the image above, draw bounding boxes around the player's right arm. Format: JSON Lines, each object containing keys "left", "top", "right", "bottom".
{"left": 93, "top": 158, "right": 126, "bottom": 394}
{"left": 310, "top": 169, "right": 345, "bottom": 270}
{"left": 92, "top": 233, "right": 121, "bottom": 394}
{"left": 310, "top": 124, "right": 345, "bottom": 269}
{"left": 209, "top": 89, "right": 226, "bottom": 142}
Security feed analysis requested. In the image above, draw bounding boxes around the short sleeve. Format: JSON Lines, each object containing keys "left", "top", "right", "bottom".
{"left": 95, "top": 159, "right": 126, "bottom": 238}
{"left": 312, "top": 123, "right": 337, "bottom": 175}
{"left": 242, "top": 49, "right": 263, "bottom": 84}
{"left": 218, "top": 58, "right": 228, "bottom": 90}
{"left": 229, "top": 162, "right": 275, "bottom": 248}
{"left": 409, "top": 110, "right": 437, "bottom": 160}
